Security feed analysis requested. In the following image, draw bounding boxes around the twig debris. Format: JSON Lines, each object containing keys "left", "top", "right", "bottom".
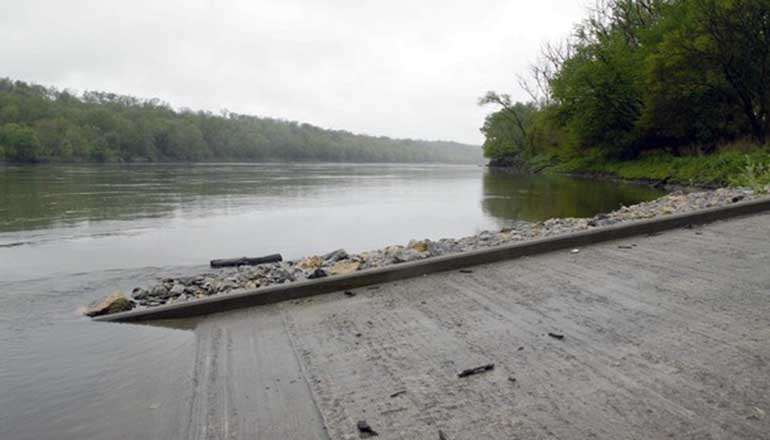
{"left": 458, "top": 363, "right": 495, "bottom": 378}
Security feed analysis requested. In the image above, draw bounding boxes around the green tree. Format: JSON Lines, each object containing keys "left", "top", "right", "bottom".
{"left": 679, "top": 0, "right": 770, "bottom": 143}
{"left": 480, "top": 0, "right": 770, "bottom": 167}
{"left": 0, "top": 123, "right": 44, "bottom": 162}
{"left": 0, "top": 78, "right": 481, "bottom": 164}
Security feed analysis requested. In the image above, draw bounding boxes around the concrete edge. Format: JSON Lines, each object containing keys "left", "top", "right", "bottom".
{"left": 94, "top": 196, "right": 770, "bottom": 323}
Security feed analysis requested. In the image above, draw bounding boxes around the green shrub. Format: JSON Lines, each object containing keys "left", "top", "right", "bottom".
{"left": 539, "top": 145, "right": 770, "bottom": 187}
{"left": 729, "top": 154, "right": 770, "bottom": 192}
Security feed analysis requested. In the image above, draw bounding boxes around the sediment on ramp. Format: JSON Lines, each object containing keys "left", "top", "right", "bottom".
{"left": 172, "top": 213, "right": 770, "bottom": 439}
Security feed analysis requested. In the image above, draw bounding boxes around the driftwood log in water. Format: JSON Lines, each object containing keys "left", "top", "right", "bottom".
{"left": 210, "top": 254, "right": 283, "bottom": 268}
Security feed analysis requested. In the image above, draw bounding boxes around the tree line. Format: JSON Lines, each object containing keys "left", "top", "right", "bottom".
{"left": 0, "top": 79, "right": 480, "bottom": 164}
{"left": 480, "top": 0, "right": 770, "bottom": 169}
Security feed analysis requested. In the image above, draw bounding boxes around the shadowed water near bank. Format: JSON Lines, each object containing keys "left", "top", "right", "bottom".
{"left": 480, "top": 169, "right": 664, "bottom": 222}
{"left": 0, "top": 163, "right": 664, "bottom": 440}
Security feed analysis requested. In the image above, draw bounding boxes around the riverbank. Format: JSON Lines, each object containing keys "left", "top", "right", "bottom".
{"left": 111, "top": 185, "right": 765, "bottom": 312}
{"left": 539, "top": 149, "right": 770, "bottom": 188}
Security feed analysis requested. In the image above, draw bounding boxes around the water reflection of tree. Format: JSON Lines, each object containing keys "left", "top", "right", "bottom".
{"left": 0, "top": 165, "right": 667, "bottom": 235}
{"left": 0, "top": 163, "right": 463, "bottom": 234}
{"left": 1, "top": 165, "right": 175, "bottom": 232}
{"left": 481, "top": 169, "right": 665, "bottom": 223}
{"left": 0, "top": 164, "right": 321, "bottom": 233}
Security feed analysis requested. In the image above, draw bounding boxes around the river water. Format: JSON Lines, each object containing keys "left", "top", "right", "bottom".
{"left": 0, "top": 163, "right": 664, "bottom": 439}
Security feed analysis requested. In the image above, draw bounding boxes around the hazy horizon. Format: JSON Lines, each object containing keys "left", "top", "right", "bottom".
{"left": 1, "top": 0, "right": 585, "bottom": 145}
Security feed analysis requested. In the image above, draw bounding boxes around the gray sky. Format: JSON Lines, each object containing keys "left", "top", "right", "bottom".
{"left": 1, "top": 0, "right": 586, "bottom": 144}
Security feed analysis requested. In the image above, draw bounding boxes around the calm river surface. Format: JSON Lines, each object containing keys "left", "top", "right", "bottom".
{"left": 0, "top": 163, "right": 664, "bottom": 439}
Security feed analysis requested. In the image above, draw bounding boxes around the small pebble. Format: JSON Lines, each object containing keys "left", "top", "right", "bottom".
{"left": 357, "top": 420, "right": 378, "bottom": 436}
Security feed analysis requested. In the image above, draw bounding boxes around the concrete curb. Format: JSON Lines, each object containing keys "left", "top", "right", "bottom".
{"left": 94, "top": 196, "right": 770, "bottom": 323}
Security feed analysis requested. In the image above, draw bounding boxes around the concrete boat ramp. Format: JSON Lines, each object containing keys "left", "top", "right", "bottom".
{"left": 114, "top": 210, "right": 770, "bottom": 439}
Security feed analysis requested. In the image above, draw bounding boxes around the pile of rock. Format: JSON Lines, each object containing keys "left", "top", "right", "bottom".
{"left": 91, "top": 186, "right": 764, "bottom": 313}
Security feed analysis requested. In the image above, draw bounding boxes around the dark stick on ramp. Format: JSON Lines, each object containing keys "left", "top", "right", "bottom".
{"left": 210, "top": 254, "right": 282, "bottom": 268}
{"left": 458, "top": 363, "right": 495, "bottom": 378}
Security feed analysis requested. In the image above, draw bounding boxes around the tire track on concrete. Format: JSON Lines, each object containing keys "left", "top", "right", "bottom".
{"left": 181, "top": 307, "right": 327, "bottom": 439}
{"left": 169, "top": 213, "right": 770, "bottom": 439}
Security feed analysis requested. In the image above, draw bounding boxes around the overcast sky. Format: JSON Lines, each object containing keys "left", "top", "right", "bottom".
{"left": 1, "top": 1, "right": 587, "bottom": 144}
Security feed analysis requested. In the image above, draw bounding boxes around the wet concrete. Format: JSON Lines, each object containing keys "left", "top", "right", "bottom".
{"left": 132, "top": 213, "right": 770, "bottom": 438}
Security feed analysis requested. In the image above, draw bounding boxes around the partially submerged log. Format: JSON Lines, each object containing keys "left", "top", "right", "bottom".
{"left": 210, "top": 254, "right": 282, "bottom": 268}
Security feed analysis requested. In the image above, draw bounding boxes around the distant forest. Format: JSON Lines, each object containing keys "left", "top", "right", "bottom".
{"left": 480, "top": 0, "right": 770, "bottom": 168}
{"left": 0, "top": 79, "right": 481, "bottom": 164}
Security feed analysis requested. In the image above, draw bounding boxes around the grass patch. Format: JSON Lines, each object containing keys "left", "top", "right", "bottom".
{"left": 541, "top": 147, "right": 770, "bottom": 187}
